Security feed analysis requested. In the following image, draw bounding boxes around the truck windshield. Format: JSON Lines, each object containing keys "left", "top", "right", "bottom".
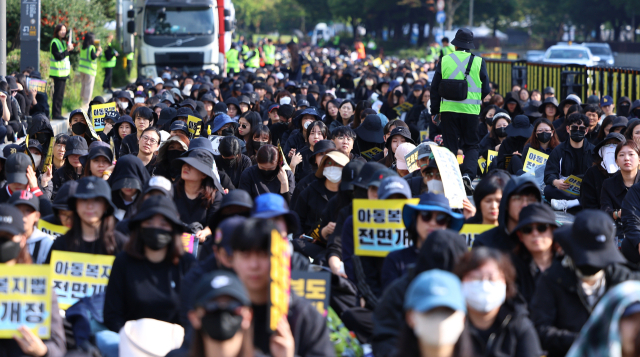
{"left": 144, "top": 6, "right": 214, "bottom": 36}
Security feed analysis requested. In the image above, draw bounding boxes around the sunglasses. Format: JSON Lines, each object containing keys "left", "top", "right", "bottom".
{"left": 240, "top": 123, "right": 248, "bottom": 129}
{"left": 520, "top": 223, "right": 551, "bottom": 234}
{"left": 418, "top": 211, "right": 451, "bottom": 226}
{"left": 570, "top": 125, "right": 586, "bottom": 132}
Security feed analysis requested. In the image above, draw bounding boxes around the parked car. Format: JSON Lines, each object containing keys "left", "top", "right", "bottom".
{"left": 581, "top": 42, "right": 616, "bottom": 66}
{"left": 527, "top": 50, "right": 545, "bottom": 62}
{"left": 542, "top": 45, "right": 596, "bottom": 67}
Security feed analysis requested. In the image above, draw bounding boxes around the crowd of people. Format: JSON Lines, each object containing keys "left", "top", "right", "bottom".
{"left": 2, "top": 26, "right": 640, "bottom": 357}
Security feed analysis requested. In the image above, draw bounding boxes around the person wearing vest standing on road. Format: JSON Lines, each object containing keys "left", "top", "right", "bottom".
{"left": 50, "top": 24, "right": 73, "bottom": 120}
{"left": 263, "top": 38, "right": 276, "bottom": 66}
{"left": 101, "top": 34, "right": 118, "bottom": 94}
{"left": 226, "top": 44, "right": 241, "bottom": 76}
{"left": 78, "top": 32, "right": 102, "bottom": 109}
{"left": 431, "top": 28, "right": 491, "bottom": 196}
{"left": 439, "top": 37, "right": 455, "bottom": 60}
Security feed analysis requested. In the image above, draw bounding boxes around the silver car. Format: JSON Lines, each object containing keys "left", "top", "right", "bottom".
{"left": 581, "top": 43, "right": 615, "bottom": 66}
{"left": 542, "top": 45, "right": 596, "bottom": 67}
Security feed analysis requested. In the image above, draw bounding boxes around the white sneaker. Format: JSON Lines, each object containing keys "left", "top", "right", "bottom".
{"left": 551, "top": 199, "right": 568, "bottom": 211}
{"left": 566, "top": 199, "right": 581, "bottom": 209}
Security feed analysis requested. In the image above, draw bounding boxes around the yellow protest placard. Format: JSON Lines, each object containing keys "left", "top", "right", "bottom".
{"left": 37, "top": 220, "right": 69, "bottom": 238}
{"left": 353, "top": 198, "right": 420, "bottom": 257}
{"left": 420, "top": 129, "right": 429, "bottom": 142}
{"left": 393, "top": 102, "right": 414, "bottom": 116}
{"left": 457, "top": 155, "right": 464, "bottom": 164}
{"left": 187, "top": 115, "right": 202, "bottom": 139}
{"left": 81, "top": 111, "right": 101, "bottom": 141}
{"left": 563, "top": 175, "right": 582, "bottom": 196}
{"left": 478, "top": 158, "right": 487, "bottom": 174}
{"left": 290, "top": 271, "right": 331, "bottom": 315}
{"left": 90, "top": 102, "right": 117, "bottom": 132}
{"left": 460, "top": 224, "right": 495, "bottom": 247}
{"left": 269, "top": 230, "right": 290, "bottom": 331}
{"left": 27, "top": 78, "right": 47, "bottom": 93}
{"left": 360, "top": 146, "right": 383, "bottom": 160}
{"left": 487, "top": 150, "right": 498, "bottom": 169}
{"left": 523, "top": 148, "right": 549, "bottom": 175}
{"left": 43, "top": 138, "right": 54, "bottom": 169}
{"left": 404, "top": 146, "right": 420, "bottom": 173}
{"left": 50, "top": 251, "right": 115, "bottom": 310}
{"left": 431, "top": 146, "right": 465, "bottom": 209}
{"left": 0, "top": 264, "right": 52, "bottom": 339}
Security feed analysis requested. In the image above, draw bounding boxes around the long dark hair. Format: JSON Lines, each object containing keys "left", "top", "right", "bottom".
{"left": 125, "top": 218, "right": 184, "bottom": 265}
{"left": 624, "top": 117, "right": 640, "bottom": 143}
{"left": 305, "top": 121, "right": 328, "bottom": 148}
{"left": 323, "top": 99, "right": 340, "bottom": 126}
{"left": 53, "top": 24, "right": 67, "bottom": 40}
{"left": 177, "top": 176, "right": 217, "bottom": 207}
{"left": 67, "top": 198, "right": 118, "bottom": 255}
{"left": 287, "top": 42, "right": 300, "bottom": 72}
{"left": 350, "top": 100, "right": 371, "bottom": 129}
{"left": 241, "top": 112, "right": 264, "bottom": 157}
{"left": 525, "top": 118, "right": 560, "bottom": 151}
{"left": 63, "top": 157, "right": 82, "bottom": 181}
{"left": 82, "top": 32, "right": 95, "bottom": 50}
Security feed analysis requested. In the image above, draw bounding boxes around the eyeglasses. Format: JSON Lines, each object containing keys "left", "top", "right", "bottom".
{"left": 520, "top": 223, "right": 551, "bottom": 234}
{"left": 418, "top": 211, "right": 451, "bottom": 226}
{"left": 140, "top": 135, "right": 158, "bottom": 145}
{"left": 570, "top": 125, "right": 587, "bottom": 133}
{"left": 423, "top": 171, "right": 441, "bottom": 180}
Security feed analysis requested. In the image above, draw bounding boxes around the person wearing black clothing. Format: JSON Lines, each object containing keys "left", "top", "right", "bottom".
{"left": 154, "top": 134, "right": 190, "bottom": 182}
{"left": 136, "top": 127, "right": 160, "bottom": 175}
{"left": 283, "top": 107, "right": 322, "bottom": 160}
{"left": 477, "top": 105, "right": 499, "bottom": 140}
{"left": 520, "top": 118, "right": 559, "bottom": 164}
{"left": 216, "top": 136, "right": 252, "bottom": 188}
{"left": 119, "top": 106, "right": 154, "bottom": 157}
{"left": 493, "top": 115, "right": 532, "bottom": 174}
{"left": 51, "top": 136, "right": 87, "bottom": 199}
{"left": 45, "top": 176, "right": 128, "bottom": 263}
{"left": 108, "top": 154, "right": 151, "bottom": 220}
{"left": 478, "top": 112, "right": 510, "bottom": 163}
{"left": 353, "top": 114, "right": 385, "bottom": 161}
{"left": 103, "top": 195, "right": 196, "bottom": 334}
{"left": 503, "top": 96, "right": 524, "bottom": 119}
{"left": 289, "top": 140, "right": 336, "bottom": 210}
{"left": 40, "top": 180, "right": 77, "bottom": 232}
{"left": 238, "top": 144, "right": 295, "bottom": 202}
{"left": 580, "top": 133, "right": 624, "bottom": 210}
{"left": 584, "top": 104, "right": 601, "bottom": 144}
{"left": 112, "top": 115, "right": 135, "bottom": 159}
{"left": 292, "top": 120, "right": 328, "bottom": 183}
{"left": 49, "top": 24, "right": 73, "bottom": 119}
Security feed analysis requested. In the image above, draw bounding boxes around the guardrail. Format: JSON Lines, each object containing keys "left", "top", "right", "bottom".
{"left": 485, "top": 60, "right": 640, "bottom": 105}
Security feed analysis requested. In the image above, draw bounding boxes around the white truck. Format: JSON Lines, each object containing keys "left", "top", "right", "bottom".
{"left": 122, "top": 0, "right": 235, "bottom": 77}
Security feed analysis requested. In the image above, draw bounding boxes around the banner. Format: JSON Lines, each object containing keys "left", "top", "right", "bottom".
{"left": 181, "top": 233, "right": 199, "bottom": 256}
{"left": 90, "top": 102, "right": 117, "bottom": 132}
{"left": 431, "top": 146, "right": 465, "bottom": 209}
{"left": 404, "top": 146, "right": 420, "bottom": 173}
{"left": 26, "top": 78, "right": 47, "bottom": 93}
{"left": 0, "top": 264, "right": 52, "bottom": 339}
{"left": 50, "top": 251, "right": 115, "bottom": 310}
{"left": 478, "top": 157, "right": 487, "bottom": 174}
{"left": 523, "top": 148, "right": 549, "bottom": 175}
{"left": 459, "top": 224, "right": 494, "bottom": 247}
{"left": 290, "top": 271, "right": 331, "bottom": 315}
{"left": 269, "top": 230, "right": 290, "bottom": 331}
{"left": 353, "top": 198, "right": 420, "bottom": 257}
{"left": 81, "top": 111, "right": 101, "bottom": 142}
{"left": 43, "top": 138, "right": 54, "bottom": 169}
{"left": 37, "top": 220, "right": 69, "bottom": 238}
{"left": 187, "top": 115, "right": 202, "bottom": 139}
{"left": 563, "top": 175, "right": 582, "bottom": 196}
{"left": 420, "top": 129, "right": 429, "bottom": 142}
{"left": 487, "top": 150, "right": 498, "bottom": 169}
{"left": 360, "top": 146, "right": 383, "bottom": 160}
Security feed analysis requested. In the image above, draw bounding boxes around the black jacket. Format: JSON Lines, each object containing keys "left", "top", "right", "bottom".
{"left": 326, "top": 203, "right": 352, "bottom": 262}
{"left": 51, "top": 166, "right": 81, "bottom": 200}
{"left": 290, "top": 172, "right": 319, "bottom": 211}
{"left": 585, "top": 124, "right": 600, "bottom": 144}
{"left": 295, "top": 179, "right": 337, "bottom": 234}
{"left": 543, "top": 140, "right": 595, "bottom": 186}
{"left": 238, "top": 165, "right": 295, "bottom": 203}
{"left": 601, "top": 170, "right": 640, "bottom": 216}
{"left": 406, "top": 175, "right": 427, "bottom": 197}
{"left": 579, "top": 165, "right": 611, "bottom": 209}
{"left": 621, "top": 182, "right": 640, "bottom": 263}
{"left": 479, "top": 133, "right": 501, "bottom": 161}
{"left": 530, "top": 261, "right": 640, "bottom": 357}
{"left": 215, "top": 154, "right": 252, "bottom": 188}
{"left": 119, "top": 132, "right": 139, "bottom": 157}
{"left": 511, "top": 249, "right": 563, "bottom": 304}
{"left": 283, "top": 129, "right": 306, "bottom": 159}
{"left": 495, "top": 136, "right": 528, "bottom": 170}
{"left": 295, "top": 144, "right": 317, "bottom": 183}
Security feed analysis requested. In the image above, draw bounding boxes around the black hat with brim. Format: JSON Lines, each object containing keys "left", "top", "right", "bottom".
{"left": 505, "top": 115, "right": 533, "bottom": 138}
{"left": 308, "top": 140, "right": 337, "bottom": 165}
{"left": 172, "top": 150, "right": 224, "bottom": 193}
{"left": 564, "top": 210, "right": 626, "bottom": 268}
{"left": 340, "top": 160, "right": 366, "bottom": 191}
{"left": 355, "top": 115, "right": 384, "bottom": 143}
{"left": 538, "top": 97, "right": 559, "bottom": 114}
{"left": 385, "top": 126, "right": 415, "bottom": 150}
{"left": 128, "top": 195, "right": 183, "bottom": 229}
{"left": 450, "top": 28, "right": 475, "bottom": 49}
{"left": 594, "top": 132, "right": 625, "bottom": 155}
{"left": 511, "top": 203, "right": 558, "bottom": 235}
{"left": 68, "top": 176, "right": 116, "bottom": 216}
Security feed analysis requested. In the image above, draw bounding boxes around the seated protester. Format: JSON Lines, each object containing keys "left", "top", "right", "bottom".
{"left": 329, "top": 99, "right": 355, "bottom": 132}
{"left": 50, "top": 134, "right": 69, "bottom": 177}
{"left": 531, "top": 210, "right": 640, "bottom": 357}
{"left": 225, "top": 97, "right": 241, "bottom": 121}
{"left": 353, "top": 114, "right": 385, "bottom": 161}
{"left": 102, "top": 195, "right": 196, "bottom": 335}
{"left": 40, "top": 181, "right": 77, "bottom": 231}
{"left": 521, "top": 118, "right": 560, "bottom": 165}
{"left": 0, "top": 204, "right": 67, "bottom": 356}
{"left": 112, "top": 115, "right": 136, "bottom": 160}
{"left": 27, "top": 114, "right": 54, "bottom": 153}
{"left": 597, "top": 115, "right": 616, "bottom": 142}
{"left": 539, "top": 97, "right": 560, "bottom": 123}
{"left": 553, "top": 94, "right": 582, "bottom": 130}
{"left": 398, "top": 269, "right": 474, "bottom": 357}
{"left": 120, "top": 106, "right": 154, "bottom": 157}
{"left": 479, "top": 112, "right": 510, "bottom": 162}
{"left": 239, "top": 145, "right": 295, "bottom": 202}
{"left": 270, "top": 104, "right": 295, "bottom": 147}
{"left": 9, "top": 190, "right": 54, "bottom": 264}
{"left": 394, "top": 142, "right": 417, "bottom": 177}
{"left": 289, "top": 140, "right": 336, "bottom": 210}
{"left": 230, "top": 218, "right": 334, "bottom": 356}
{"left": 81, "top": 145, "right": 114, "bottom": 180}
{"left": 602, "top": 141, "right": 640, "bottom": 248}
{"left": 382, "top": 188, "right": 464, "bottom": 290}
{"left": 292, "top": 120, "right": 329, "bottom": 183}
{"left": 156, "top": 107, "right": 177, "bottom": 132}
{"left": 380, "top": 126, "right": 415, "bottom": 168}
{"left": 511, "top": 203, "right": 561, "bottom": 304}
{"left": 474, "top": 175, "right": 541, "bottom": 253}
{"left": 405, "top": 142, "right": 434, "bottom": 196}
{"left": 97, "top": 110, "right": 119, "bottom": 143}
{"left": 580, "top": 133, "right": 625, "bottom": 210}
{"left": 283, "top": 108, "right": 322, "bottom": 161}
{"left": 169, "top": 121, "right": 189, "bottom": 139}
{"left": 332, "top": 126, "right": 363, "bottom": 162}
{"left": 455, "top": 248, "right": 543, "bottom": 357}
{"left": 584, "top": 105, "right": 601, "bottom": 143}
{"left": 45, "top": 176, "right": 128, "bottom": 263}
{"left": 478, "top": 105, "right": 500, "bottom": 140}
{"left": 107, "top": 154, "right": 150, "bottom": 220}
{"left": 136, "top": 127, "right": 161, "bottom": 175}
{"left": 237, "top": 112, "right": 263, "bottom": 157}
{"left": 544, "top": 113, "right": 595, "bottom": 210}
{"left": 204, "top": 113, "right": 238, "bottom": 137}
{"left": 52, "top": 136, "right": 88, "bottom": 198}
{"left": 216, "top": 136, "right": 252, "bottom": 188}
{"left": 154, "top": 134, "right": 190, "bottom": 181}
{"left": 625, "top": 118, "right": 640, "bottom": 144}
{"left": 23, "top": 139, "right": 53, "bottom": 198}
{"left": 553, "top": 101, "right": 582, "bottom": 142}
{"left": 504, "top": 95, "right": 524, "bottom": 119}
{"left": 466, "top": 171, "right": 511, "bottom": 226}
{"left": 0, "top": 151, "right": 47, "bottom": 202}
{"left": 610, "top": 116, "right": 629, "bottom": 135}
{"left": 493, "top": 115, "right": 532, "bottom": 174}
{"left": 68, "top": 108, "right": 96, "bottom": 144}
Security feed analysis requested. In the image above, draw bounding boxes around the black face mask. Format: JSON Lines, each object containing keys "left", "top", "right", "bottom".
{"left": 619, "top": 104, "right": 630, "bottom": 117}
{"left": 72, "top": 122, "right": 88, "bottom": 135}
{"left": 570, "top": 129, "right": 585, "bottom": 143}
{"left": 35, "top": 133, "right": 49, "bottom": 145}
{"left": 577, "top": 265, "right": 602, "bottom": 277}
{"left": 252, "top": 141, "right": 267, "bottom": 152}
{"left": 201, "top": 310, "right": 243, "bottom": 341}
{"left": 537, "top": 132, "right": 552, "bottom": 143}
{"left": 221, "top": 157, "right": 237, "bottom": 168}
{"left": 220, "top": 127, "right": 235, "bottom": 137}
{"left": 0, "top": 239, "right": 21, "bottom": 263}
{"left": 394, "top": 90, "right": 402, "bottom": 97}
{"left": 166, "top": 149, "right": 183, "bottom": 163}
{"left": 495, "top": 127, "right": 508, "bottom": 138}
{"left": 140, "top": 227, "right": 173, "bottom": 251}
{"left": 259, "top": 167, "right": 279, "bottom": 181}
{"left": 485, "top": 116, "right": 494, "bottom": 126}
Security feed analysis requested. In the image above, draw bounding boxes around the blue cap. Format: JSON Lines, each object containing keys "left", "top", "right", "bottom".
{"left": 377, "top": 176, "right": 411, "bottom": 200}
{"left": 252, "top": 193, "right": 300, "bottom": 234}
{"left": 211, "top": 113, "right": 236, "bottom": 133}
{"left": 187, "top": 137, "right": 216, "bottom": 156}
{"left": 404, "top": 270, "right": 466, "bottom": 313}
{"left": 170, "top": 120, "right": 189, "bottom": 134}
{"left": 601, "top": 95, "right": 613, "bottom": 106}
{"left": 402, "top": 193, "right": 465, "bottom": 231}
{"left": 268, "top": 104, "right": 280, "bottom": 113}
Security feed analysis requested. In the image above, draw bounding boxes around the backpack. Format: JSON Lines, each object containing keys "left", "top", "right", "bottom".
{"left": 326, "top": 307, "right": 363, "bottom": 357}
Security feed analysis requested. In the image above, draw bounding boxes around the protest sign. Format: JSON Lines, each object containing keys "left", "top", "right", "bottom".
{"left": 37, "top": 220, "right": 69, "bottom": 238}
{"left": 563, "top": 175, "right": 582, "bottom": 196}
{"left": 43, "top": 138, "right": 54, "bottom": 169}
{"left": 459, "top": 224, "right": 495, "bottom": 247}
{"left": 523, "top": 149, "right": 549, "bottom": 175}
{"left": 187, "top": 115, "right": 202, "bottom": 139}
{"left": 404, "top": 146, "right": 420, "bottom": 173}
{"left": 360, "top": 146, "right": 383, "bottom": 160}
{"left": 50, "top": 251, "right": 115, "bottom": 309}
{"left": 90, "top": 102, "right": 117, "bottom": 132}
{"left": 420, "top": 129, "right": 429, "bottom": 142}
{"left": 431, "top": 146, "right": 465, "bottom": 209}
{"left": 487, "top": 150, "right": 498, "bottom": 168}
{"left": 269, "top": 230, "right": 290, "bottom": 331}
{"left": 478, "top": 157, "right": 487, "bottom": 174}
{"left": 26, "top": 78, "right": 47, "bottom": 93}
{"left": 291, "top": 271, "right": 331, "bottom": 315}
{"left": 181, "top": 233, "right": 199, "bottom": 256}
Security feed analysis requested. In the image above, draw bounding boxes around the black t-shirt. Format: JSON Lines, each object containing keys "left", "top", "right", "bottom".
{"left": 252, "top": 304, "right": 271, "bottom": 355}
{"left": 571, "top": 145, "right": 584, "bottom": 176}
{"left": 45, "top": 230, "right": 129, "bottom": 263}
{"left": 173, "top": 185, "right": 222, "bottom": 228}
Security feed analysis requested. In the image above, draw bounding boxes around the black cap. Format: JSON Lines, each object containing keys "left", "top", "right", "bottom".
{"left": 176, "top": 107, "right": 193, "bottom": 118}
{"left": 355, "top": 115, "right": 384, "bottom": 143}
{"left": 544, "top": 86, "right": 555, "bottom": 95}
{"left": 340, "top": 160, "right": 366, "bottom": 191}
{"left": 64, "top": 136, "right": 89, "bottom": 157}
{"left": 505, "top": 115, "right": 533, "bottom": 138}
{"left": 367, "top": 168, "right": 399, "bottom": 188}
{"left": 128, "top": 195, "right": 183, "bottom": 229}
{"left": 239, "top": 95, "right": 251, "bottom": 106}
{"left": 512, "top": 203, "right": 558, "bottom": 234}
{"left": 416, "top": 142, "right": 434, "bottom": 160}
{"left": 170, "top": 120, "right": 189, "bottom": 135}
{"left": 214, "top": 102, "right": 228, "bottom": 114}
{"left": 80, "top": 146, "right": 114, "bottom": 167}
{"left": 194, "top": 270, "right": 251, "bottom": 309}
{"left": 354, "top": 162, "right": 387, "bottom": 189}
{"left": 450, "top": 28, "right": 475, "bottom": 49}
{"left": 9, "top": 190, "right": 40, "bottom": 212}
{"left": 2, "top": 144, "right": 22, "bottom": 159}
{"left": 308, "top": 140, "right": 337, "bottom": 165}
{"left": 385, "top": 127, "right": 415, "bottom": 150}
{"left": 214, "top": 216, "right": 247, "bottom": 254}
{"left": 0, "top": 204, "right": 25, "bottom": 236}
{"left": 52, "top": 181, "right": 78, "bottom": 211}
{"left": 278, "top": 104, "right": 295, "bottom": 119}
{"left": 220, "top": 189, "right": 253, "bottom": 210}
{"left": 5, "top": 153, "right": 31, "bottom": 185}
{"left": 309, "top": 85, "right": 320, "bottom": 94}
{"left": 180, "top": 98, "right": 197, "bottom": 111}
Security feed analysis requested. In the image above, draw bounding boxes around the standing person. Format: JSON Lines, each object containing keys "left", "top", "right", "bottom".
{"left": 431, "top": 28, "right": 491, "bottom": 195}
{"left": 226, "top": 44, "right": 240, "bottom": 76}
{"left": 263, "top": 38, "right": 276, "bottom": 66}
{"left": 100, "top": 34, "right": 118, "bottom": 93}
{"left": 50, "top": 24, "right": 74, "bottom": 120}
{"left": 78, "top": 32, "right": 102, "bottom": 109}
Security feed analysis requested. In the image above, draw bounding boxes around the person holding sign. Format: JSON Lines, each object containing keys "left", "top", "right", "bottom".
{"left": 0, "top": 204, "right": 67, "bottom": 356}
{"left": 40, "top": 181, "right": 76, "bottom": 232}
{"left": 544, "top": 114, "right": 595, "bottom": 211}
{"left": 580, "top": 133, "right": 625, "bottom": 210}
{"left": 521, "top": 118, "right": 559, "bottom": 167}
{"left": 466, "top": 172, "right": 510, "bottom": 226}
{"left": 353, "top": 114, "right": 385, "bottom": 161}
{"left": 9, "top": 190, "right": 54, "bottom": 265}
{"left": 479, "top": 112, "right": 510, "bottom": 164}
{"left": 493, "top": 115, "right": 532, "bottom": 174}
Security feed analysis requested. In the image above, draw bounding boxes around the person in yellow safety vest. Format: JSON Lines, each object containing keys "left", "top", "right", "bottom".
{"left": 49, "top": 24, "right": 74, "bottom": 120}
{"left": 78, "top": 32, "right": 102, "bottom": 109}
{"left": 244, "top": 42, "right": 260, "bottom": 70}
{"left": 100, "top": 34, "right": 118, "bottom": 93}
{"left": 439, "top": 37, "right": 455, "bottom": 59}
{"left": 263, "top": 38, "right": 276, "bottom": 66}
{"left": 226, "top": 44, "right": 241, "bottom": 75}
{"left": 430, "top": 28, "right": 490, "bottom": 195}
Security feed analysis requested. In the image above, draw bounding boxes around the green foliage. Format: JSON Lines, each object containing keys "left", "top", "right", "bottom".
{"left": 6, "top": 50, "right": 51, "bottom": 78}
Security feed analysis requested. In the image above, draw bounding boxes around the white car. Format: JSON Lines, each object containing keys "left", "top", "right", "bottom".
{"left": 542, "top": 45, "right": 596, "bottom": 67}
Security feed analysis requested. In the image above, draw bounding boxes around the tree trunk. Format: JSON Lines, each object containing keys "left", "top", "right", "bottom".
{"left": 418, "top": 21, "right": 426, "bottom": 46}
{"left": 493, "top": 17, "right": 498, "bottom": 37}
{"left": 352, "top": 18, "right": 359, "bottom": 40}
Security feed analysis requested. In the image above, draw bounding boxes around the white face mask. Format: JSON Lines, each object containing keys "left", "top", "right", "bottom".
{"left": 118, "top": 101, "right": 129, "bottom": 109}
{"left": 280, "top": 97, "right": 292, "bottom": 105}
{"left": 411, "top": 310, "right": 465, "bottom": 346}
{"left": 599, "top": 144, "right": 619, "bottom": 174}
{"left": 134, "top": 97, "right": 145, "bottom": 104}
{"left": 406, "top": 78, "right": 415, "bottom": 85}
{"left": 182, "top": 84, "right": 192, "bottom": 96}
{"left": 32, "top": 154, "right": 42, "bottom": 168}
{"left": 396, "top": 76, "right": 404, "bottom": 84}
{"left": 461, "top": 280, "right": 506, "bottom": 313}
{"left": 426, "top": 179, "right": 444, "bottom": 194}
{"left": 323, "top": 166, "right": 342, "bottom": 183}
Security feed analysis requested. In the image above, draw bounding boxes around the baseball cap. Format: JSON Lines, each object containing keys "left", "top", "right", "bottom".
{"left": 601, "top": 95, "right": 613, "bottom": 107}
{"left": 9, "top": 190, "right": 40, "bottom": 212}
{"left": 377, "top": 177, "right": 411, "bottom": 200}
{"left": 543, "top": 86, "right": 555, "bottom": 95}
{"left": 404, "top": 270, "right": 466, "bottom": 313}
{"left": 194, "top": 270, "right": 251, "bottom": 309}
{"left": 367, "top": 168, "right": 398, "bottom": 188}
{"left": 395, "top": 143, "right": 418, "bottom": 171}
{"left": 214, "top": 216, "right": 247, "bottom": 255}
{"left": 142, "top": 176, "right": 174, "bottom": 198}
{"left": 5, "top": 153, "right": 31, "bottom": 185}
{"left": 339, "top": 161, "right": 365, "bottom": 191}
{"left": 0, "top": 204, "right": 25, "bottom": 236}
{"left": 416, "top": 142, "right": 434, "bottom": 161}
{"left": 170, "top": 121, "right": 189, "bottom": 135}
